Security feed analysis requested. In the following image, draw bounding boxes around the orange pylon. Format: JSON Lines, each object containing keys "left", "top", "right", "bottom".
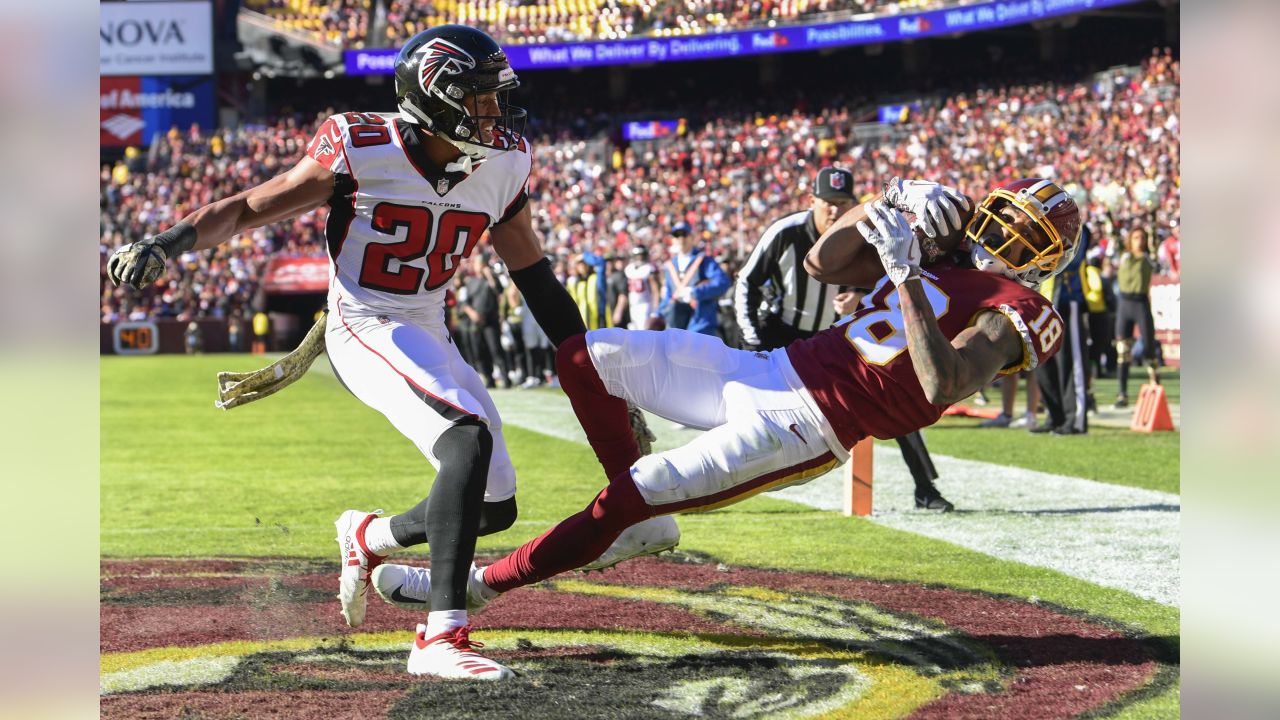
{"left": 843, "top": 437, "right": 875, "bottom": 516}
{"left": 1130, "top": 383, "right": 1175, "bottom": 432}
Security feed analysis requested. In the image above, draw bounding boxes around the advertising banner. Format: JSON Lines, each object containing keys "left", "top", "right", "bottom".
{"left": 100, "top": 75, "right": 216, "bottom": 147}
{"left": 622, "top": 119, "right": 684, "bottom": 141}
{"left": 877, "top": 103, "right": 919, "bottom": 124}
{"left": 101, "top": 1, "right": 213, "bottom": 76}
{"left": 262, "top": 257, "right": 330, "bottom": 294}
{"left": 346, "top": 0, "right": 1139, "bottom": 74}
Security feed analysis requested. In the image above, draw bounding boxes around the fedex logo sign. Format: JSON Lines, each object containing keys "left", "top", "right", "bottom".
{"left": 898, "top": 17, "right": 932, "bottom": 34}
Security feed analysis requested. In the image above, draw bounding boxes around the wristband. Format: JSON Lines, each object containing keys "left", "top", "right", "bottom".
{"left": 152, "top": 221, "right": 199, "bottom": 256}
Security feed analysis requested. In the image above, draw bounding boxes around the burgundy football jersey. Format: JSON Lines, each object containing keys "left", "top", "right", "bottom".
{"left": 786, "top": 261, "right": 1063, "bottom": 448}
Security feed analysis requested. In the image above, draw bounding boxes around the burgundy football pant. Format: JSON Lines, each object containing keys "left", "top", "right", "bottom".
{"left": 483, "top": 333, "right": 653, "bottom": 591}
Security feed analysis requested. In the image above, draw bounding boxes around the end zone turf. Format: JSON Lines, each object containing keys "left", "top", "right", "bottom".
{"left": 101, "top": 355, "right": 1179, "bottom": 717}
{"left": 101, "top": 554, "right": 1175, "bottom": 719}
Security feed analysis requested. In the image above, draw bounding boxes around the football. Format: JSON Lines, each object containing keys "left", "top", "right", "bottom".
{"left": 915, "top": 198, "right": 976, "bottom": 264}
{"left": 808, "top": 198, "right": 974, "bottom": 288}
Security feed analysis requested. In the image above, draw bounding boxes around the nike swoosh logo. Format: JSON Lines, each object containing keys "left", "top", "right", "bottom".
{"left": 390, "top": 586, "right": 428, "bottom": 605}
{"left": 788, "top": 423, "right": 808, "bottom": 445}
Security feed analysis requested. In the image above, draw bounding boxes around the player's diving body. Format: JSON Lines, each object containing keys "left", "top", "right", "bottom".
{"left": 371, "top": 178, "right": 1083, "bottom": 640}
{"left": 105, "top": 25, "right": 673, "bottom": 681}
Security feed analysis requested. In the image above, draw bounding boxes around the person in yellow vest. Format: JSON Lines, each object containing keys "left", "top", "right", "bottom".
{"left": 567, "top": 254, "right": 609, "bottom": 330}
{"left": 1083, "top": 251, "right": 1117, "bottom": 381}
{"left": 252, "top": 311, "right": 269, "bottom": 354}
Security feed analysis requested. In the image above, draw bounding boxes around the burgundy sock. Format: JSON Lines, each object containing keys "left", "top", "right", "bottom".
{"left": 482, "top": 471, "right": 653, "bottom": 592}
{"left": 556, "top": 333, "right": 642, "bottom": 479}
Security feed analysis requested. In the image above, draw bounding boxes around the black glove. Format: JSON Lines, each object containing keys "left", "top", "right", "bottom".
{"left": 106, "top": 221, "right": 199, "bottom": 289}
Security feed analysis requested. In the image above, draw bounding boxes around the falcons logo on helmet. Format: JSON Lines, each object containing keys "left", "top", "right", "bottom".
{"left": 415, "top": 38, "right": 476, "bottom": 96}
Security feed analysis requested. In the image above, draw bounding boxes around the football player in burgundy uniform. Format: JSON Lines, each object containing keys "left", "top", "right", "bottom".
{"left": 105, "top": 25, "right": 670, "bottom": 681}
{"left": 372, "top": 178, "right": 1082, "bottom": 647}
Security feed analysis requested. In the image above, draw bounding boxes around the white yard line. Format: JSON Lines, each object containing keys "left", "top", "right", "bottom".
{"left": 486, "top": 388, "right": 1180, "bottom": 608}
{"left": 771, "top": 446, "right": 1180, "bottom": 607}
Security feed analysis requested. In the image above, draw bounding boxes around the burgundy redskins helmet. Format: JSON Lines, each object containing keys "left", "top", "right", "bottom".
{"left": 964, "top": 178, "right": 1082, "bottom": 287}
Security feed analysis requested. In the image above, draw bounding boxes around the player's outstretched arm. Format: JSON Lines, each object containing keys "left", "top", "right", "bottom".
{"left": 107, "top": 156, "right": 335, "bottom": 289}
{"left": 183, "top": 155, "right": 335, "bottom": 251}
{"left": 899, "top": 282, "right": 1023, "bottom": 405}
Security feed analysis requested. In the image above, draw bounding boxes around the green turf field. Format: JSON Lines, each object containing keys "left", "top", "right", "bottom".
{"left": 101, "top": 354, "right": 1179, "bottom": 718}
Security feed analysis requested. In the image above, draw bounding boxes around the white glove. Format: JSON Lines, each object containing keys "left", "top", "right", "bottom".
{"left": 677, "top": 286, "right": 693, "bottom": 304}
{"left": 857, "top": 201, "right": 921, "bottom": 287}
{"left": 883, "top": 176, "right": 970, "bottom": 239}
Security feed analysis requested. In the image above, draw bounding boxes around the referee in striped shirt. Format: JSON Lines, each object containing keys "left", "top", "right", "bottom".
{"left": 735, "top": 167, "right": 853, "bottom": 349}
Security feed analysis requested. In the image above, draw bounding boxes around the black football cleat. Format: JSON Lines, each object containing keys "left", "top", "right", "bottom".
{"left": 914, "top": 492, "right": 955, "bottom": 513}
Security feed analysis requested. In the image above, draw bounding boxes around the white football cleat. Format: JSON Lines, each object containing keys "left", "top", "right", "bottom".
{"left": 581, "top": 515, "right": 680, "bottom": 571}
{"left": 334, "top": 508, "right": 384, "bottom": 628}
{"left": 371, "top": 563, "right": 492, "bottom": 613}
{"left": 408, "top": 624, "right": 514, "bottom": 681}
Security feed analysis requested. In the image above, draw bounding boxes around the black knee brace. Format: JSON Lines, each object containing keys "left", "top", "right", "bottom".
{"left": 386, "top": 415, "right": 491, "bottom": 543}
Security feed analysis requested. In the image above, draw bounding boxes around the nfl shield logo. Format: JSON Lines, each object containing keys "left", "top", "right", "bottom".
{"left": 437, "top": 178, "right": 450, "bottom": 194}
{"left": 830, "top": 172, "right": 846, "bottom": 190}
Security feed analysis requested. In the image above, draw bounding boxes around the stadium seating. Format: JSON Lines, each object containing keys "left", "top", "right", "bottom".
{"left": 100, "top": 49, "right": 1178, "bottom": 321}
{"left": 245, "top": 0, "right": 925, "bottom": 49}
{"left": 244, "top": 0, "right": 371, "bottom": 47}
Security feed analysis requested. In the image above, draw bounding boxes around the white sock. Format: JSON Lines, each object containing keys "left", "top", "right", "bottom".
{"left": 424, "top": 609, "right": 468, "bottom": 637}
{"left": 361, "top": 517, "right": 403, "bottom": 557}
{"left": 472, "top": 565, "right": 499, "bottom": 602}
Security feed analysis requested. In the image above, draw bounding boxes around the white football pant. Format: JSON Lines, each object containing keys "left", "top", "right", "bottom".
{"left": 585, "top": 328, "right": 845, "bottom": 513}
{"left": 326, "top": 297, "right": 517, "bottom": 501}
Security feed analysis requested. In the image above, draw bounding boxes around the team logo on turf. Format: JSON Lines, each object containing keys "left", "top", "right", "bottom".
{"left": 101, "top": 554, "right": 1168, "bottom": 718}
{"left": 415, "top": 39, "right": 476, "bottom": 96}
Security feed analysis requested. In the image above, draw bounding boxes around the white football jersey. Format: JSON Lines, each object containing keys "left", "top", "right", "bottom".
{"left": 305, "top": 111, "right": 531, "bottom": 315}
{"left": 625, "top": 262, "right": 656, "bottom": 307}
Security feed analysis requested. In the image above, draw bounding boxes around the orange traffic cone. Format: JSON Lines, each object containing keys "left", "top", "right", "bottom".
{"left": 1130, "top": 383, "right": 1175, "bottom": 432}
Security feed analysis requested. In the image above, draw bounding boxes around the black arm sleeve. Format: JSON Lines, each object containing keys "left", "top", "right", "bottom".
{"left": 508, "top": 257, "right": 587, "bottom": 347}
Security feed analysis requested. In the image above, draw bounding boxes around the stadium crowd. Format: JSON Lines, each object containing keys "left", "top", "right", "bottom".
{"left": 101, "top": 47, "right": 1178, "bottom": 392}
{"left": 246, "top": 0, "right": 939, "bottom": 49}
{"left": 100, "top": 118, "right": 330, "bottom": 324}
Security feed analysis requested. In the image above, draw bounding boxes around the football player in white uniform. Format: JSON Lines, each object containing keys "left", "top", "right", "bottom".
{"left": 106, "top": 25, "right": 674, "bottom": 681}
{"left": 624, "top": 245, "right": 661, "bottom": 329}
